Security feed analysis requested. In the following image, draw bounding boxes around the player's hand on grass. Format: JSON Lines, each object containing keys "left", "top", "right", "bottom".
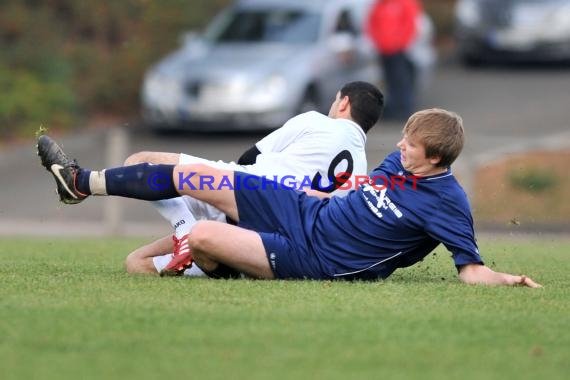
{"left": 514, "top": 275, "right": 542, "bottom": 288}
{"left": 459, "top": 264, "right": 542, "bottom": 288}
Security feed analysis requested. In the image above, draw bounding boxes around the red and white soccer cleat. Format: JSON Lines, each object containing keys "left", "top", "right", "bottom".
{"left": 160, "top": 234, "right": 193, "bottom": 277}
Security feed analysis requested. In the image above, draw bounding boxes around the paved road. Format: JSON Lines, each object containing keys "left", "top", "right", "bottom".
{"left": 1, "top": 59, "right": 569, "bottom": 236}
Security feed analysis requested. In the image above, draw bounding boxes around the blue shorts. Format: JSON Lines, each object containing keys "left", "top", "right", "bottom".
{"left": 234, "top": 172, "right": 335, "bottom": 280}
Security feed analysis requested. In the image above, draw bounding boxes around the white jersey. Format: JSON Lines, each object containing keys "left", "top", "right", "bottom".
{"left": 247, "top": 111, "right": 367, "bottom": 196}
{"left": 179, "top": 111, "right": 368, "bottom": 195}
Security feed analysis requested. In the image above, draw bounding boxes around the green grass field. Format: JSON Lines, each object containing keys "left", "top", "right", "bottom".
{"left": 1, "top": 236, "right": 568, "bottom": 380}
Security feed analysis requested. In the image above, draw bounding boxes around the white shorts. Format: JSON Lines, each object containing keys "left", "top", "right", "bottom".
{"left": 177, "top": 152, "right": 247, "bottom": 224}
{"left": 152, "top": 153, "right": 246, "bottom": 276}
{"left": 178, "top": 153, "right": 245, "bottom": 171}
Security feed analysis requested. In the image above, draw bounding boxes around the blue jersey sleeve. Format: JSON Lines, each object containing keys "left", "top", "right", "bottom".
{"left": 370, "top": 151, "right": 401, "bottom": 174}
{"left": 424, "top": 192, "right": 484, "bottom": 268}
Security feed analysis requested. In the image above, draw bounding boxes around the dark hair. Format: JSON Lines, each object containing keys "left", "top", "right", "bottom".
{"left": 340, "top": 81, "right": 384, "bottom": 133}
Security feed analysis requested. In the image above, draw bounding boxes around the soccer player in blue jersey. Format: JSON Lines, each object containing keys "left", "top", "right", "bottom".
{"left": 38, "top": 108, "right": 540, "bottom": 287}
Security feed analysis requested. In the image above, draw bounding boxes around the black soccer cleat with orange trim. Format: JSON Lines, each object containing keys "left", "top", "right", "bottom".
{"left": 37, "top": 135, "right": 88, "bottom": 204}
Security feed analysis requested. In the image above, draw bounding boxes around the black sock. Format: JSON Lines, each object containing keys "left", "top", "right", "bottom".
{"left": 76, "top": 169, "right": 92, "bottom": 195}
{"left": 104, "top": 163, "right": 179, "bottom": 200}
{"left": 204, "top": 263, "right": 241, "bottom": 279}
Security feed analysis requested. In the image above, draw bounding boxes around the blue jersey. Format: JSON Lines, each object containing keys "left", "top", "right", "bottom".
{"left": 305, "top": 151, "right": 483, "bottom": 280}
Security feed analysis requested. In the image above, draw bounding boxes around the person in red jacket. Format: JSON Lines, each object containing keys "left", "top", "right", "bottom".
{"left": 367, "top": 0, "right": 421, "bottom": 121}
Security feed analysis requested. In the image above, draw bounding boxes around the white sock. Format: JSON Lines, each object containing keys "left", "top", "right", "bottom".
{"left": 152, "top": 198, "right": 195, "bottom": 238}
{"left": 89, "top": 170, "right": 107, "bottom": 195}
{"left": 152, "top": 155, "right": 196, "bottom": 239}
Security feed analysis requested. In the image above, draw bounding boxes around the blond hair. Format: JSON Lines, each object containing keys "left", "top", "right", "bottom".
{"left": 403, "top": 108, "right": 464, "bottom": 168}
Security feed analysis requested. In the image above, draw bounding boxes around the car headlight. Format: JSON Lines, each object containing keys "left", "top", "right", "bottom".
{"left": 143, "top": 72, "right": 161, "bottom": 95}
{"left": 455, "top": 0, "right": 481, "bottom": 28}
{"left": 143, "top": 72, "right": 182, "bottom": 104}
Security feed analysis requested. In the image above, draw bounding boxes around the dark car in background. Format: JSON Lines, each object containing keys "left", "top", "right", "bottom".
{"left": 455, "top": 0, "right": 570, "bottom": 65}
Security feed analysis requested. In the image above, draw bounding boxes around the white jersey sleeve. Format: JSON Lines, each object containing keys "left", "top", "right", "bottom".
{"left": 247, "top": 111, "right": 367, "bottom": 196}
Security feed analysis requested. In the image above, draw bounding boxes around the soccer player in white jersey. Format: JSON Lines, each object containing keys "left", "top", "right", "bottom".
{"left": 38, "top": 81, "right": 384, "bottom": 278}
{"left": 38, "top": 108, "right": 541, "bottom": 287}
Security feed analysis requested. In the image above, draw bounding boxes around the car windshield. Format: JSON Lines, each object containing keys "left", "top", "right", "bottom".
{"left": 204, "top": 8, "right": 321, "bottom": 44}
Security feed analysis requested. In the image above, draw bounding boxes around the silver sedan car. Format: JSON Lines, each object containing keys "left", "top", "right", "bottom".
{"left": 455, "top": 0, "right": 570, "bottom": 65}
{"left": 141, "top": 0, "right": 435, "bottom": 131}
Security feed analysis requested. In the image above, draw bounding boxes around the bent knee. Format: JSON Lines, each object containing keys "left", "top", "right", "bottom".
{"left": 188, "top": 221, "right": 219, "bottom": 254}
{"left": 188, "top": 222, "right": 221, "bottom": 270}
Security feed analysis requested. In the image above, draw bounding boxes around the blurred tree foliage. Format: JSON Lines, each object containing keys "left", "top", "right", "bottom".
{"left": 0, "top": 0, "right": 231, "bottom": 138}
{"left": 423, "top": 0, "right": 457, "bottom": 41}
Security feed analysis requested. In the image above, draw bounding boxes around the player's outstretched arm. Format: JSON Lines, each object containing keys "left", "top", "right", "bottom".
{"left": 458, "top": 264, "right": 542, "bottom": 288}
{"left": 125, "top": 235, "right": 173, "bottom": 274}
{"left": 124, "top": 151, "right": 181, "bottom": 166}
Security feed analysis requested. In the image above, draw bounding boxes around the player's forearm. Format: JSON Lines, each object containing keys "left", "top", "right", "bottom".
{"left": 304, "top": 189, "right": 333, "bottom": 199}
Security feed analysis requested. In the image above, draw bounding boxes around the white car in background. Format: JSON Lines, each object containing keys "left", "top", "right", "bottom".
{"left": 455, "top": 0, "right": 570, "bottom": 65}
{"left": 141, "top": 0, "right": 435, "bottom": 131}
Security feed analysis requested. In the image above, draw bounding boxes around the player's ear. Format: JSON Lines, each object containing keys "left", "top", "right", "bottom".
{"left": 429, "top": 155, "right": 442, "bottom": 166}
{"left": 338, "top": 95, "right": 350, "bottom": 112}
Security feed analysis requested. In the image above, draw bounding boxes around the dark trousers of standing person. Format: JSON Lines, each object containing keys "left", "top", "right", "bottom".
{"left": 381, "top": 51, "right": 416, "bottom": 121}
